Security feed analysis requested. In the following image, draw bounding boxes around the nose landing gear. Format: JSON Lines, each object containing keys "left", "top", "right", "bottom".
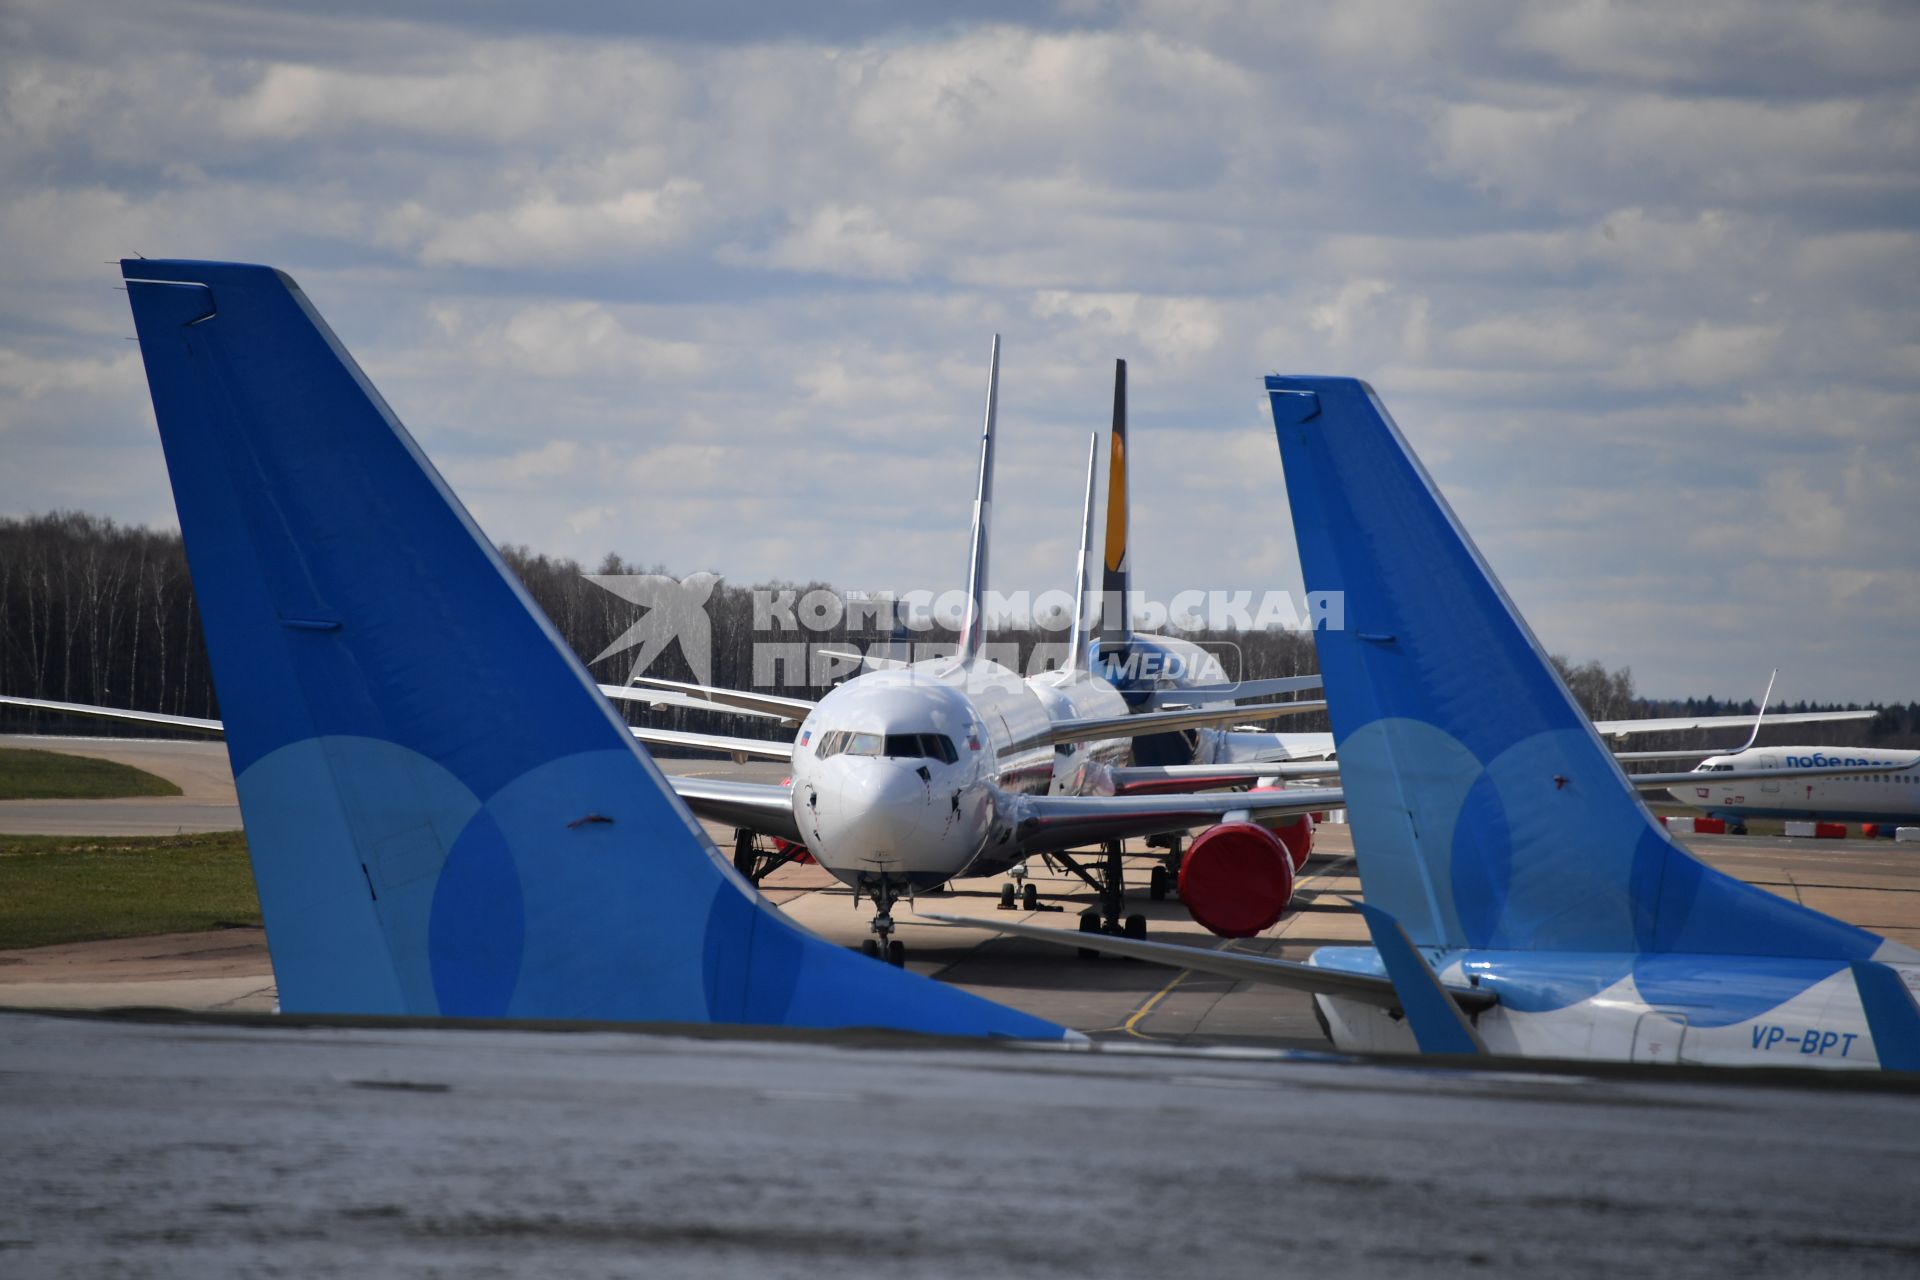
{"left": 855, "top": 872, "right": 908, "bottom": 966}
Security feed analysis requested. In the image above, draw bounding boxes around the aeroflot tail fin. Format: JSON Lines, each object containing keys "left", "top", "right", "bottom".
{"left": 1064, "top": 432, "right": 1099, "bottom": 673}
{"left": 1098, "top": 359, "right": 1132, "bottom": 654}
{"left": 1265, "top": 376, "right": 1884, "bottom": 965}
{"left": 954, "top": 335, "right": 999, "bottom": 665}
{"left": 121, "top": 259, "right": 1067, "bottom": 1040}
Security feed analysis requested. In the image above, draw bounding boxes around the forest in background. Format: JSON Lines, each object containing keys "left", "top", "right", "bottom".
{"left": 2, "top": 511, "right": 1915, "bottom": 755}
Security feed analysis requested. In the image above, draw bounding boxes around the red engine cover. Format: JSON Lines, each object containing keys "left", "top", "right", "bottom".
{"left": 1272, "top": 813, "right": 1315, "bottom": 870}
{"left": 1179, "top": 821, "right": 1297, "bottom": 938}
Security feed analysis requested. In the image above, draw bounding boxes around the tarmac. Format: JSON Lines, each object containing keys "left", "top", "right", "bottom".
{"left": 5, "top": 738, "right": 1920, "bottom": 1049}
{"left": 5, "top": 737, "right": 1920, "bottom": 1275}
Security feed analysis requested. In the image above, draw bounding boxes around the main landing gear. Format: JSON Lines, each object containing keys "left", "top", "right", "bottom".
{"left": 1050, "top": 839, "right": 1148, "bottom": 958}
{"left": 1146, "top": 832, "right": 1184, "bottom": 902}
{"left": 855, "top": 871, "right": 908, "bottom": 967}
{"left": 732, "top": 829, "right": 800, "bottom": 886}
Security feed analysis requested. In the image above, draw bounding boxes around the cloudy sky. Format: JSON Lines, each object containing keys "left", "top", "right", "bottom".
{"left": 2, "top": 1, "right": 1914, "bottom": 701}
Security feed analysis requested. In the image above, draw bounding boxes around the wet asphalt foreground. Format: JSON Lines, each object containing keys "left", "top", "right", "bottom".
{"left": 3, "top": 1011, "right": 1919, "bottom": 1278}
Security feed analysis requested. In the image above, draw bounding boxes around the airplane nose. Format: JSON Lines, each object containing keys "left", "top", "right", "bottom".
{"left": 807, "top": 761, "right": 937, "bottom": 856}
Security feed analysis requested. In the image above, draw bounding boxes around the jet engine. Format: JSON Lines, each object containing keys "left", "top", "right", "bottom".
{"left": 1177, "top": 820, "right": 1297, "bottom": 938}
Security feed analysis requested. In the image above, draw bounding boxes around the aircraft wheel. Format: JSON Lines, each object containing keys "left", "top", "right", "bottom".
{"left": 1077, "top": 909, "right": 1102, "bottom": 960}
{"left": 1149, "top": 865, "right": 1169, "bottom": 901}
{"left": 1022, "top": 883, "right": 1039, "bottom": 911}
{"left": 999, "top": 882, "right": 1016, "bottom": 910}
{"left": 861, "top": 939, "right": 879, "bottom": 959}
{"left": 1124, "top": 914, "right": 1147, "bottom": 941}
{"left": 887, "top": 940, "right": 906, "bottom": 967}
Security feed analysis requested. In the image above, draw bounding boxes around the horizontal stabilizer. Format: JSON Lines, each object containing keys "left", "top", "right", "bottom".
{"left": 1850, "top": 962, "right": 1920, "bottom": 1072}
{"left": 921, "top": 912, "right": 1496, "bottom": 1015}
{"left": 1357, "top": 903, "right": 1487, "bottom": 1055}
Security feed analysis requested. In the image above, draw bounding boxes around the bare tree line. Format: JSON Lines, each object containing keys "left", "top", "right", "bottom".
{"left": 2, "top": 511, "right": 1915, "bottom": 754}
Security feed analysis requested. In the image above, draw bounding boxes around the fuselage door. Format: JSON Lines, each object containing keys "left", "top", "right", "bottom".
{"left": 1758, "top": 754, "right": 1781, "bottom": 794}
{"left": 1631, "top": 1011, "right": 1688, "bottom": 1064}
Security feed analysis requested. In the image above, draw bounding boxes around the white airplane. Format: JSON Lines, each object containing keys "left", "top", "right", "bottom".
{"left": 663, "top": 339, "right": 1345, "bottom": 961}
{"left": 942, "top": 374, "right": 1920, "bottom": 1071}
{"left": 1672, "top": 746, "right": 1920, "bottom": 830}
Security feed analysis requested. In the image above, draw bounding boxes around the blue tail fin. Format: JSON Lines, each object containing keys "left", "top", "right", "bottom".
{"left": 122, "top": 259, "right": 1067, "bottom": 1039}
{"left": 1265, "top": 376, "right": 1882, "bottom": 963}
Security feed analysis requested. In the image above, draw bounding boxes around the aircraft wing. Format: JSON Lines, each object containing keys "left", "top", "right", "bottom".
{"left": 1137, "top": 674, "right": 1323, "bottom": 708}
{"left": 667, "top": 774, "right": 803, "bottom": 844}
{"left": 1593, "top": 709, "right": 1877, "bottom": 737}
{"left": 1108, "top": 762, "right": 1338, "bottom": 795}
{"left": 0, "top": 694, "right": 223, "bottom": 734}
{"left": 632, "top": 726, "right": 793, "bottom": 763}
{"left": 1007, "top": 785, "right": 1343, "bottom": 856}
{"left": 1205, "top": 730, "right": 1339, "bottom": 762}
{"left": 599, "top": 684, "right": 794, "bottom": 723}
{"left": 1, "top": 694, "right": 797, "bottom": 767}
{"left": 919, "top": 913, "right": 1495, "bottom": 1014}
{"left": 1015, "top": 699, "right": 1328, "bottom": 754}
{"left": 622, "top": 676, "right": 817, "bottom": 724}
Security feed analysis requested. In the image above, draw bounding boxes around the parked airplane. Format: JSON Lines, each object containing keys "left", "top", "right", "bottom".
{"left": 657, "top": 339, "right": 1343, "bottom": 960}
{"left": 604, "top": 356, "right": 1334, "bottom": 947}
{"left": 942, "top": 374, "right": 1920, "bottom": 1070}
{"left": 95, "top": 256, "right": 1078, "bottom": 1039}
{"left": 1673, "top": 747, "right": 1920, "bottom": 829}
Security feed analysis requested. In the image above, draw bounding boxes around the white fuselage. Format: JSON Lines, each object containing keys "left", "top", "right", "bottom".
{"left": 1669, "top": 747, "right": 1920, "bottom": 825}
{"left": 786, "top": 658, "right": 1129, "bottom": 892}
{"left": 1311, "top": 947, "right": 1920, "bottom": 1069}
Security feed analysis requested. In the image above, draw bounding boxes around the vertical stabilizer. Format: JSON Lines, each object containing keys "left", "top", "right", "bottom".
{"left": 119, "top": 259, "right": 1068, "bottom": 1040}
{"left": 1098, "top": 359, "right": 1132, "bottom": 655}
{"left": 1064, "top": 432, "right": 1100, "bottom": 674}
{"left": 955, "top": 335, "right": 999, "bottom": 665}
{"left": 1265, "top": 375, "right": 1883, "bottom": 967}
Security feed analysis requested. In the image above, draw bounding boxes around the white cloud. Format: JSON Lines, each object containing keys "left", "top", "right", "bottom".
{"left": 0, "top": 2, "right": 1914, "bottom": 700}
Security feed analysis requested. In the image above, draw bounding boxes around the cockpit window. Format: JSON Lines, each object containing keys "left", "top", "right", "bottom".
{"left": 885, "top": 733, "right": 959, "bottom": 764}
{"left": 817, "top": 729, "right": 956, "bottom": 764}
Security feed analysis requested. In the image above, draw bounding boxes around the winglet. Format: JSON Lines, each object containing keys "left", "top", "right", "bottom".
{"left": 955, "top": 335, "right": 999, "bottom": 665}
{"left": 1064, "top": 431, "right": 1099, "bottom": 674}
{"left": 1734, "top": 669, "right": 1779, "bottom": 754}
{"left": 120, "top": 260, "right": 1068, "bottom": 1041}
{"left": 1357, "top": 903, "right": 1487, "bottom": 1056}
{"left": 1851, "top": 962, "right": 1920, "bottom": 1072}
